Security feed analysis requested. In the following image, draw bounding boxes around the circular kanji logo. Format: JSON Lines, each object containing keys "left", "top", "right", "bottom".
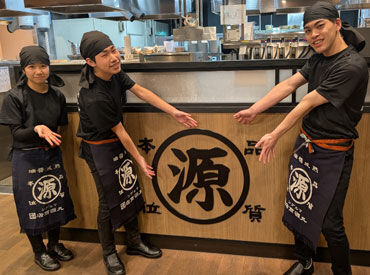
{"left": 288, "top": 168, "right": 313, "bottom": 205}
{"left": 152, "top": 129, "right": 250, "bottom": 224}
{"left": 118, "top": 159, "right": 137, "bottom": 191}
{"left": 32, "top": 174, "right": 61, "bottom": 205}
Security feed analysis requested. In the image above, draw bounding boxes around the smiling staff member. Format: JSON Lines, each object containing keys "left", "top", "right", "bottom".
{"left": 234, "top": 2, "right": 368, "bottom": 274}
{"left": 76, "top": 31, "right": 197, "bottom": 275}
{"left": 0, "top": 46, "right": 76, "bottom": 271}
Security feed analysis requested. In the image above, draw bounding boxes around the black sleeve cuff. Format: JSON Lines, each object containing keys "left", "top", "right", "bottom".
{"left": 10, "top": 125, "right": 39, "bottom": 142}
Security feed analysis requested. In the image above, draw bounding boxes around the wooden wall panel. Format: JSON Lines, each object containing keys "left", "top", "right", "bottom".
{"left": 61, "top": 112, "right": 370, "bottom": 251}
{"left": 61, "top": 114, "right": 98, "bottom": 230}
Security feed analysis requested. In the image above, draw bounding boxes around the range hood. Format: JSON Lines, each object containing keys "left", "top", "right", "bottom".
{"left": 0, "top": 0, "right": 45, "bottom": 17}
{"left": 24, "top": 0, "right": 133, "bottom": 14}
{"left": 90, "top": 0, "right": 192, "bottom": 20}
{"left": 245, "top": 0, "right": 260, "bottom": 15}
{"left": 275, "top": 0, "right": 336, "bottom": 14}
{"left": 211, "top": 0, "right": 265, "bottom": 15}
{"left": 24, "top": 0, "right": 192, "bottom": 20}
{"left": 337, "top": 0, "right": 370, "bottom": 9}
{"left": 245, "top": 0, "right": 275, "bottom": 14}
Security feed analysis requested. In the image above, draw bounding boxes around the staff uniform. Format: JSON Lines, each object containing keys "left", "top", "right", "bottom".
{"left": 0, "top": 46, "right": 75, "bottom": 271}
{"left": 77, "top": 70, "right": 145, "bottom": 256}
{"left": 76, "top": 30, "right": 161, "bottom": 275}
{"left": 283, "top": 4, "right": 368, "bottom": 274}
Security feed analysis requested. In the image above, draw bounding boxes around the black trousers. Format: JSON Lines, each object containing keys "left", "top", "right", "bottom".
{"left": 81, "top": 142, "right": 141, "bottom": 257}
{"left": 27, "top": 227, "right": 60, "bottom": 255}
{"left": 294, "top": 147, "right": 354, "bottom": 275}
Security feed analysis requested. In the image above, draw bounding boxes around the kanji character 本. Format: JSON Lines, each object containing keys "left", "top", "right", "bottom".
{"left": 138, "top": 137, "right": 155, "bottom": 154}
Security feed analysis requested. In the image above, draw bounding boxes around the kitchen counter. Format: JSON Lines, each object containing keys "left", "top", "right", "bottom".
{"left": 2, "top": 57, "right": 370, "bottom": 71}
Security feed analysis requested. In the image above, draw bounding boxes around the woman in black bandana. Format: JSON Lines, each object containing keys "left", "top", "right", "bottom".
{"left": 234, "top": 2, "right": 367, "bottom": 275}
{"left": 0, "top": 46, "right": 76, "bottom": 271}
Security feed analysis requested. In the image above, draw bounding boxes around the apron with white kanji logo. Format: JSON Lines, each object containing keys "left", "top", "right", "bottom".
{"left": 87, "top": 139, "right": 145, "bottom": 230}
{"left": 12, "top": 147, "right": 76, "bottom": 235}
{"left": 282, "top": 132, "right": 349, "bottom": 251}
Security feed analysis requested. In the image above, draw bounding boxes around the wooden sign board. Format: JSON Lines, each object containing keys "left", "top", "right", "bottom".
{"left": 62, "top": 113, "right": 370, "bottom": 250}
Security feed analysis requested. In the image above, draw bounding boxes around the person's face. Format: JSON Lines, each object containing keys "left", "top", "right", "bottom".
{"left": 304, "top": 18, "right": 341, "bottom": 56}
{"left": 87, "top": 45, "right": 121, "bottom": 77}
{"left": 23, "top": 63, "right": 49, "bottom": 85}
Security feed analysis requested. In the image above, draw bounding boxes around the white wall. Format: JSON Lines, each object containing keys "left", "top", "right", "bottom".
{"left": 52, "top": 18, "right": 152, "bottom": 60}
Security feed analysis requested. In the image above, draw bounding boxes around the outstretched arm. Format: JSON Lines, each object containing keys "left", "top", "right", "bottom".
{"left": 256, "top": 90, "right": 328, "bottom": 164}
{"left": 112, "top": 122, "right": 155, "bottom": 179}
{"left": 129, "top": 84, "right": 198, "bottom": 128}
{"left": 234, "top": 72, "right": 307, "bottom": 124}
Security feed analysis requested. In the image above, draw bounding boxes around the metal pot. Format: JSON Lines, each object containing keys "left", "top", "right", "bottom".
{"left": 68, "top": 40, "right": 79, "bottom": 55}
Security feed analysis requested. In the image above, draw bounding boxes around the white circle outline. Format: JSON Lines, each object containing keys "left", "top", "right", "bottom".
{"left": 288, "top": 167, "right": 312, "bottom": 205}
{"left": 118, "top": 159, "right": 137, "bottom": 191}
{"left": 32, "top": 174, "right": 61, "bottom": 205}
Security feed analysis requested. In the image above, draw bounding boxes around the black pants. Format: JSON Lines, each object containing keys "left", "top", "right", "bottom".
{"left": 80, "top": 142, "right": 141, "bottom": 257}
{"left": 294, "top": 147, "right": 354, "bottom": 275}
{"left": 27, "top": 227, "right": 60, "bottom": 256}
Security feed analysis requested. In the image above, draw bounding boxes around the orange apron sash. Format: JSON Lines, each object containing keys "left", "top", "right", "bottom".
{"left": 299, "top": 128, "right": 353, "bottom": 154}
{"left": 83, "top": 138, "right": 119, "bottom": 145}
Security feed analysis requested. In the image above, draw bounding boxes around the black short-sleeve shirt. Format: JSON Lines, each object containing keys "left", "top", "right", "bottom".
{"left": 300, "top": 46, "right": 368, "bottom": 139}
{"left": 76, "top": 70, "right": 135, "bottom": 141}
{"left": 0, "top": 85, "right": 68, "bottom": 148}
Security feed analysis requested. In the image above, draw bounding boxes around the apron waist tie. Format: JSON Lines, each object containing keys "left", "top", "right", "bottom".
{"left": 21, "top": 146, "right": 50, "bottom": 151}
{"left": 83, "top": 138, "right": 119, "bottom": 145}
{"left": 296, "top": 128, "right": 353, "bottom": 154}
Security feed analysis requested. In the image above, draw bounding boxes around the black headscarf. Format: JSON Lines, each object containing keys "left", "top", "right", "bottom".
{"left": 303, "top": 1, "right": 365, "bottom": 52}
{"left": 20, "top": 45, "right": 50, "bottom": 69}
{"left": 17, "top": 45, "right": 64, "bottom": 87}
{"left": 79, "top": 31, "right": 114, "bottom": 88}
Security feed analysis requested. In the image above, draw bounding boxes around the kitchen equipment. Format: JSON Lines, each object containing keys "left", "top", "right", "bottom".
{"left": 139, "top": 52, "right": 193, "bottom": 62}
{"left": 67, "top": 40, "right": 79, "bottom": 55}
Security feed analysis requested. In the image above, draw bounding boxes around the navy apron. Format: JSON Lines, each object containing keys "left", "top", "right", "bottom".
{"left": 282, "top": 133, "right": 347, "bottom": 251}
{"left": 87, "top": 140, "right": 145, "bottom": 230}
{"left": 12, "top": 147, "right": 76, "bottom": 236}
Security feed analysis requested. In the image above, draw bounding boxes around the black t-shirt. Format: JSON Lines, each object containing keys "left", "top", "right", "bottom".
{"left": 0, "top": 84, "right": 68, "bottom": 148}
{"left": 300, "top": 46, "right": 368, "bottom": 139}
{"left": 76, "top": 70, "right": 135, "bottom": 141}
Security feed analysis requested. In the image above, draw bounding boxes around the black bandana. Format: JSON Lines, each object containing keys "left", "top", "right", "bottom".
{"left": 79, "top": 31, "right": 113, "bottom": 60}
{"left": 79, "top": 31, "right": 114, "bottom": 88}
{"left": 304, "top": 1, "right": 365, "bottom": 52}
{"left": 303, "top": 2, "right": 339, "bottom": 26}
{"left": 340, "top": 22, "right": 366, "bottom": 52}
{"left": 20, "top": 45, "right": 50, "bottom": 69}
{"left": 17, "top": 45, "right": 64, "bottom": 87}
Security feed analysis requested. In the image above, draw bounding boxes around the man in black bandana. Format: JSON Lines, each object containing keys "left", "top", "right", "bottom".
{"left": 234, "top": 2, "right": 368, "bottom": 275}
{"left": 77, "top": 31, "right": 197, "bottom": 275}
